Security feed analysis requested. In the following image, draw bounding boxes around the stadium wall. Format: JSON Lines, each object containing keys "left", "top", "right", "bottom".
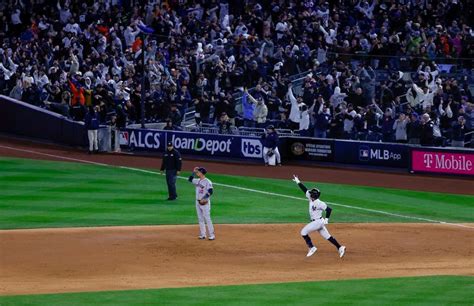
{"left": 1, "top": 95, "right": 472, "bottom": 177}
{"left": 0, "top": 95, "right": 88, "bottom": 146}
{"left": 119, "top": 129, "right": 474, "bottom": 176}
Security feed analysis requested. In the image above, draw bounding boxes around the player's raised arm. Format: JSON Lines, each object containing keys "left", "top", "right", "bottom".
{"left": 292, "top": 175, "right": 308, "bottom": 193}
{"left": 188, "top": 167, "right": 199, "bottom": 183}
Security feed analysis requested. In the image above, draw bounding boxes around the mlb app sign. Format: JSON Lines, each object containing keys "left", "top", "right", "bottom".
{"left": 335, "top": 141, "right": 408, "bottom": 168}
{"left": 359, "top": 145, "right": 402, "bottom": 162}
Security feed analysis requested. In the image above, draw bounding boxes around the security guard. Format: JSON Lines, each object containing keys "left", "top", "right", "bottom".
{"left": 160, "top": 141, "right": 182, "bottom": 200}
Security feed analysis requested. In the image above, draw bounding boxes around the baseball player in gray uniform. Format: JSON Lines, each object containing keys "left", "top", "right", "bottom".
{"left": 188, "top": 167, "right": 215, "bottom": 240}
{"left": 292, "top": 175, "right": 346, "bottom": 258}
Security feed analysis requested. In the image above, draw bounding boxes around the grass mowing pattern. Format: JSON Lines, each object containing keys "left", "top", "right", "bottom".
{"left": 0, "top": 157, "right": 473, "bottom": 229}
{"left": 0, "top": 276, "right": 472, "bottom": 306}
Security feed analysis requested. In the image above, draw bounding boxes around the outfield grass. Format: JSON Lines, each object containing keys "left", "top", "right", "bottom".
{"left": 0, "top": 157, "right": 473, "bottom": 229}
{"left": 0, "top": 276, "right": 472, "bottom": 306}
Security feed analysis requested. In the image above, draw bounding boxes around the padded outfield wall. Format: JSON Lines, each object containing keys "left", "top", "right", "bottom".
{"left": 1, "top": 95, "right": 472, "bottom": 177}
{"left": 0, "top": 95, "right": 87, "bottom": 147}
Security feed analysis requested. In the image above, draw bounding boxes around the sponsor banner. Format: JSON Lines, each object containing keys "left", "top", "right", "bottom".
{"left": 121, "top": 129, "right": 165, "bottom": 150}
{"left": 167, "top": 131, "right": 262, "bottom": 159}
{"left": 119, "top": 131, "right": 129, "bottom": 145}
{"left": 334, "top": 141, "right": 409, "bottom": 168}
{"left": 120, "top": 129, "right": 263, "bottom": 159}
{"left": 411, "top": 149, "right": 474, "bottom": 176}
{"left": 283, "top": 138, "right": 334, "bottom": 162}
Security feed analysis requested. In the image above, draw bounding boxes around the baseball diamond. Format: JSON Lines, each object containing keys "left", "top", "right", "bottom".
{"left": 0, "top": 137, "right": 473, "bottom": 305}
{"left": 1, "top": 0, "right": 474, "bottom": 303}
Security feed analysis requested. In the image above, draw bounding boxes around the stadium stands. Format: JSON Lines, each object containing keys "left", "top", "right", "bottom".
{"left": 0, "top": 0, "right": 473, "bottom": 146}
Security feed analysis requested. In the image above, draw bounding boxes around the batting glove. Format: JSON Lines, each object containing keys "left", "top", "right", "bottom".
{"left": 292, "top": 175, "right": 300, "bottom": 184}
{"left": 322, "top": 218, "right": 329, "bottom": 225}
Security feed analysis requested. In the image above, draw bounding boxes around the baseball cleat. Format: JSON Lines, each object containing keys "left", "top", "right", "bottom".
{"left": 306, "top": 246, "right": 317, "bottom": 257}
{"left": 338, "top": 246, "right": 346, "bottom": 258}
{"left": 208, "top": 236, "right": 215, "bottom": 241}
{"left": 198, "top": 235, "right": 206, "bottom": 240}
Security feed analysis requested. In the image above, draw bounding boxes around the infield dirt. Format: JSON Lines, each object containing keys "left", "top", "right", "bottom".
{"left": 1, "top": 223, "right": 473, "bottom": 295}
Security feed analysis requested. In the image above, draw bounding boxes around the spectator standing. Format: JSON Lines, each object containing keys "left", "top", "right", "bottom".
{"left": 420, "top": 113, "right": 435, "bottom": 146}
{"left": 168, "top": 104, "right": 182, "bottom": 126}
{"left": 342, "top": 103, "right": 357, "bottom": 139}
{"left": 381, "top": 108, "right": 395, "bottom": 142}
{"left": 451, "top": 116, "right": 466, "bottom": 147}
{"left": 242, "top": 90, "right": 256, "bottom": 127}
{"left": 314, "top": 103, "right": 331, "bottom": 138}
{"left": 260, "top": 125, "right": 281, "bottom": 166}
{"left": 163, "top": 119, "right": 177, "bottom": 131}
{"left": 393, "top": 113, "right": 409, "bottom": 143}
{"left": 160, "top": 141, "right": 182, "bottom": 201}
{"left": 299, "top": 102, "right": 315, "bottom": 137}
{"left": 267, "top": 90, "right": 282, "bottom": 120}
{"left": 407, "top": 113, "right": 422, "bottom": 145}
{"left": 288, "top": 84, "right": 303, "bottom": 130}
{"left": 84, "top": 105, "right": 100, "bottom": 154}
{"left": 217, "top": 113, "right": 233, "bottom": 134}
{"left": 247, "top": 91, "right": 268, "bottom": 128}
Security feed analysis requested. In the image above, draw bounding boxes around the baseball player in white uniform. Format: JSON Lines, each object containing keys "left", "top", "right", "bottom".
{"left": 292, "top": 175, "right": 346, "bottom": 258}
{"left": 188, "top": 167, "right": 215, "bottom": 240}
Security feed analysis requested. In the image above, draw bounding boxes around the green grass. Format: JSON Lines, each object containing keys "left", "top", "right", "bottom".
{"left": 0, "top": 157, "right": 473, "bottom": 229}
{"left": 0, "top": 276, "right": 472, "bottom": 306}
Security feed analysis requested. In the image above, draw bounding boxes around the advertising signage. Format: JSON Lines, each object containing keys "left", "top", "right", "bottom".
{"left": 119, "top": 129, "right": 264, "bottom": 160}
{"left": 334, "top": 141, "right": 409, "bottom": 168}
{"left": 411, "top": 149, "right": 474, "bottom": 176}
{"left": 283, "top": 137, "right": 334, "bottom": 162}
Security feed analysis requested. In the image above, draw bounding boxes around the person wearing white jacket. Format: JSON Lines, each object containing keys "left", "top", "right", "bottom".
{"left": 0, "top": 57, "right": 18, "bottom": 80}
{"left": 33, "top": 70, "right": 50, "bottom": 89}
{"left": 412, "top": 83, "right": 437, "bottom": 111}
{"left": 124, "top": 25, "right": 140, "bottom": 48}
{"left": 287, "top": 84, "right": 304, "bottom": 130}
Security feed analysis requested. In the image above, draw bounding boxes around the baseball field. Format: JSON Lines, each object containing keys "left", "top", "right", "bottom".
{"left": 0, "top": 138, "right": 473, "bottom": 305}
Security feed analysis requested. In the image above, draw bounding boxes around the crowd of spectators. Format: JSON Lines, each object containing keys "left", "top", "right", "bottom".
{"left": 0, "top": 0, "right": 473, "bottom": 147}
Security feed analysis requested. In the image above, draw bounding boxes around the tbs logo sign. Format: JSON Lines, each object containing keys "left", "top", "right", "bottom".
{"left": 241, "top": 139, "right": 262, "bottom": 158}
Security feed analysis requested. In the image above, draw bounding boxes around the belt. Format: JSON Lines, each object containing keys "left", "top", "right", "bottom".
{"left": 311, "top": 217, "right": 323, "bottom": 221}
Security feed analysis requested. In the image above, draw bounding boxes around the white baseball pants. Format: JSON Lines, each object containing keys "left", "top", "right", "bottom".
{"left": 301, "top": 219, "right": 331, "bottom": 240}
{"left": 88, "top": 129, "right": 98, "bottom": 151}
{"left": 263, "top": 147, "right": 281, "bottom": 165}
{"left": 196, "top": 202, "right": 214, "bottom": 237}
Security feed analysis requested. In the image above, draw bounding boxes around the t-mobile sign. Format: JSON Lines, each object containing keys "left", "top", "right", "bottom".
{"left": 411, "top": 149, "right": 474, "bottom": 176}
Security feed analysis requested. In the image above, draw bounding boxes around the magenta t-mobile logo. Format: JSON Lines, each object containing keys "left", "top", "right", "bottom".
{"left": 423, "top": 153, "right": 433, "bottom": 168}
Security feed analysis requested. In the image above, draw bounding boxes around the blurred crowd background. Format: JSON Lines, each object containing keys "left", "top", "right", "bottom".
{"left": 0, "top": 0, "right": 473, "bottom": 146}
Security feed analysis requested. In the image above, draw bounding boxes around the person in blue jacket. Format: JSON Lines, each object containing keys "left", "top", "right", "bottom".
{"left": 84, "top": 105, "right": 100, "bottom": 154}
{"left": 261, "top": 125, "right": 281, "bottom": 166}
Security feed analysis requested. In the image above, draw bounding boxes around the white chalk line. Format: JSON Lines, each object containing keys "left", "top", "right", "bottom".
{"left": 1, "top": 145, "right": 472, "bottom": 229}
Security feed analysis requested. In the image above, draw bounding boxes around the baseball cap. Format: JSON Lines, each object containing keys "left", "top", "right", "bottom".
{"left": 197, "top": 167, "right": 207, "bottom": 175}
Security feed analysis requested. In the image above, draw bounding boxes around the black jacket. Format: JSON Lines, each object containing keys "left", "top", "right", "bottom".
{"left": 420, "top": 120, "right": 434, "bottom": 146}
{"left": 160, "top": 148, "right": 182, "bottom": 171}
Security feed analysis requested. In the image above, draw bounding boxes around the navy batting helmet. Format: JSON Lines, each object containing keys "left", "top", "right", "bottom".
{"left": 197, "top": 167, "right": 207, "bottom": 175}
{"left": 309, "top": 188, "right": 321, "bottom": 200}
